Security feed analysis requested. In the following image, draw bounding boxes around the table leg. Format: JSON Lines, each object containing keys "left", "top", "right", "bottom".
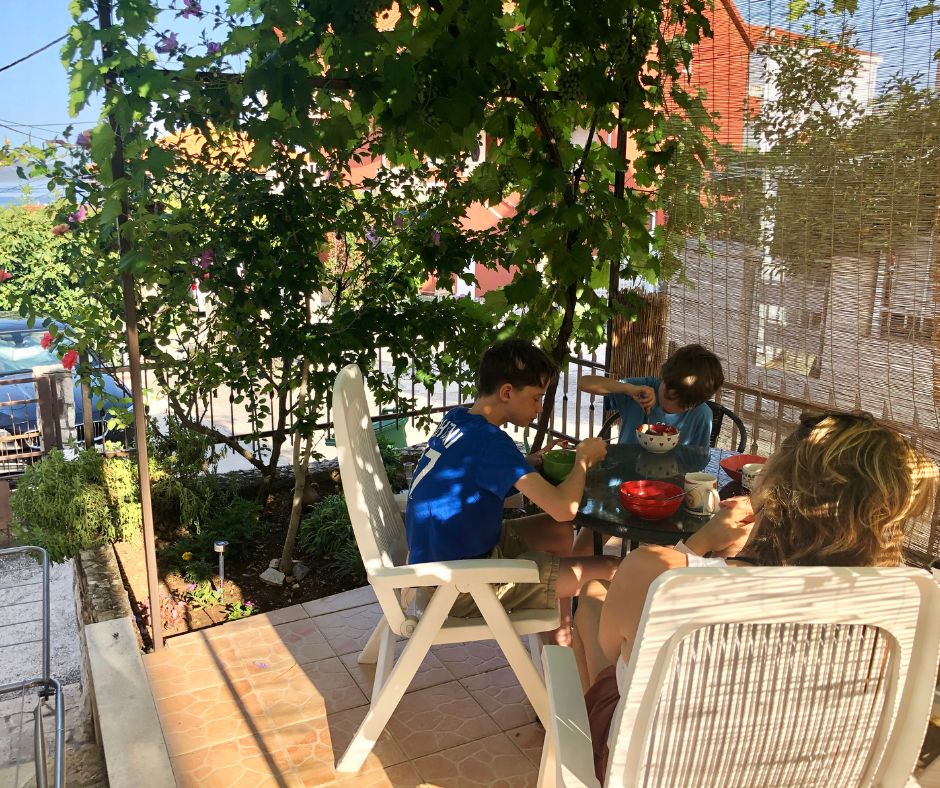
{"left": 593, "top": 529, "right": 602, "bottom": 556}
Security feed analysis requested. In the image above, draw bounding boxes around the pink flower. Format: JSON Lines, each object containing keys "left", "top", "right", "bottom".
{"left": 51, "top": 223, "right": 70, "bottom": 236}
{"left": 61, "top": 350, "right": 78, "bottom": 371}
{"left": 394, "top": 214, "right": 404, "bottom": 229}
{"left": 156, "top": 33, "right": 179, "bottom": 54}
{"left": 181, "top": 0, "right": 202, "bottom": 18}
{"left": 0, "top": 270, "right": 11, "bottom": 283}
{"left": 76, "top": 131, "right": 92, "bottom": 150}
{"left": 199, "top": 248, "right": 214, "bottom": 269}
{"left": 431, "top": 231, "right": 441, "bottom": 247}
{"left": 40, "top": 332, "right": 53, "bottom": 349}
{"left": 364, "top": 228, "right": 381, "bottom": 249}
{"left": 207, "top": 41, "right": 221, "bottom": 54}
{"left": 68, "top": 204, "right": 87, "bottom": 224}
{"left": 245, "top": 601, "right": 254, "bottom": 608}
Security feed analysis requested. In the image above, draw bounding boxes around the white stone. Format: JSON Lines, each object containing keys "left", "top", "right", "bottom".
{"left": 268, "top": 558, "right": 280, "bottom": 568}
{"left": 259, "top": 567, "right": 285, "bottom": 586}
{"left": 291, "top": 562, "right": 310, "bottom": 582}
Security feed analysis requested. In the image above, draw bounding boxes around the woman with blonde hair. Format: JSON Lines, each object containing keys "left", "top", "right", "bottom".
{"left": 572, "top": 410, "right": 938, "bottom": 780}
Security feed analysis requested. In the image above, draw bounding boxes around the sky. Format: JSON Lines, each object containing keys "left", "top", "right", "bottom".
{"left": 0, "top": 0, "right": 937, "bottom": 203}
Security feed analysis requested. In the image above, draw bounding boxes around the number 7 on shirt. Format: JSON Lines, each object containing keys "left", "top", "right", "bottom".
{"left": 408, "top": 448, "right": 440, "bottom": 498}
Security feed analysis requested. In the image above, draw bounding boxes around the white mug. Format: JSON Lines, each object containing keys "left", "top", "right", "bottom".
{"left": 684, "top": 472, "right": 720, "bottom": 516}
{"left": 741, "top": 462, "right": 765, "bottom": 491}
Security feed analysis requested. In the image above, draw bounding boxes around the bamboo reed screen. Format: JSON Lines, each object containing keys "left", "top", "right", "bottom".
{"left": 655, "top": 0, "right": 940, "bottom": 564}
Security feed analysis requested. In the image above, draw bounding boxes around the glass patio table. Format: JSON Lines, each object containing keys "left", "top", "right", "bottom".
{"left": 577, "top": 443, "right": 744, "bottom": 555}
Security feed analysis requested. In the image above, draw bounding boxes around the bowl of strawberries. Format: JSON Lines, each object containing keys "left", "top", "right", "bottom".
{"left": 636, "top": 422, "right": 680, "bottom": 454}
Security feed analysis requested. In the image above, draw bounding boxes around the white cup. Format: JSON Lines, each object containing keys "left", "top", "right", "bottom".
{"left": 684, "top": 472, "right": 720, "bottom": 516}
{"left": 741, "top": 462, "right": 765, "bottom": 491}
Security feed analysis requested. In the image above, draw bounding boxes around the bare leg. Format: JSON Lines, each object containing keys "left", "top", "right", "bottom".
{"left": 543, "top": 555, "right": 619, "bottom": 645}
{"left": 572, "top": 579, "right": 613, "bottom": 689}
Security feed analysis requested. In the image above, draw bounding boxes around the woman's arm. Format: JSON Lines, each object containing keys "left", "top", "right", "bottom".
{"left": 597, "top": 546, "right": 688, "bottom": 667}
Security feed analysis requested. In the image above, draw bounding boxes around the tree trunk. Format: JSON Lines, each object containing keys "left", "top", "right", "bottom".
{"left": 532, "top": 283, "right": 578, "bottom": 451}
{"left": 279, "top": 297, "right": 313, "bottom": 574}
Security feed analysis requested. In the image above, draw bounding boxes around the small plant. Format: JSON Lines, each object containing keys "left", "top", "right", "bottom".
{"left": 226, "top": 600, "right": 255, "bottom": 621}
{"left": 182, "top": 559, "right": 213, "bottom": 584}
{"left": 299, "top": 494, "right": 365, "bottom": 587}
{"left": 185, "top": 580, "right": 222, "bottom": 610}
{"left": 140, "top": 592, "right": 187, "bottom": 629}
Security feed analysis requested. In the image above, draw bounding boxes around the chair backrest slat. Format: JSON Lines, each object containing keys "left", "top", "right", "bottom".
{"left": 604, "top": 567, "right": 939, "bottom": 788}
{"left": 333, "top": 365, "right": 408, "bottom": 574}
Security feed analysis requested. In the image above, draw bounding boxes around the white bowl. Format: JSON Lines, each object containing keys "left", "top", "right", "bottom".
{"left": 636, "top": 423, "right": 680, "bottom": 454}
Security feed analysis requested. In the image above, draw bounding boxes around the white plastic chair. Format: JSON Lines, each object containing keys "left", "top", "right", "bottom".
{"left": 539, "top": 567, "right": 940, "bottom": 788}
{"left": 333, "top": 364, "right": 559, "bottom": 773}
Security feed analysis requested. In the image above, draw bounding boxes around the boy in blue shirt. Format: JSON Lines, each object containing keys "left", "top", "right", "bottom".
{"left": 406, "top": 339, "right": 619, "bottom": 641}
{"left": 578, "top": 344, "right": 724, "bottom": 447}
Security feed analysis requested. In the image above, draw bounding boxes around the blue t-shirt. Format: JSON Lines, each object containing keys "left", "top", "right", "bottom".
{"left": 406, "top": 407, "right": 535, "bottom": 564}
{"left": 605, "top": 376, "right": 712, "bottom": 447}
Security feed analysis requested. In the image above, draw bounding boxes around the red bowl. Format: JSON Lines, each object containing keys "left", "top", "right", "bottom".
{"left": 719, "top": 454, "right": 767, "bottom": 483}
{"left": 618, "top": 480, "right": 685, "bottom": 521}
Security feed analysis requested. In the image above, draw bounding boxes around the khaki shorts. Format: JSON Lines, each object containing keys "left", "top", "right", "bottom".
{"left": 449, "top": 520, "right": 560, "bottom": 618}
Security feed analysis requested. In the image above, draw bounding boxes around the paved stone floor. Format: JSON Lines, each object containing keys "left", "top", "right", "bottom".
{"left": 144, "top": 586, "right": 543, "bottom": 787}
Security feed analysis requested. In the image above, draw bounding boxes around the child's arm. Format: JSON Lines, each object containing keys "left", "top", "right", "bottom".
{"left": 515, "top": 437, "right": 607, "bottom": 522}
{"left": 578, "top": 375, "right": 655, "bottom": 411}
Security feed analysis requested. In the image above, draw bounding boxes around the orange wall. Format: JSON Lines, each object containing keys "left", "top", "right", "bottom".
{"left": 692, "top": 2, "right": 752, "bottom": 149}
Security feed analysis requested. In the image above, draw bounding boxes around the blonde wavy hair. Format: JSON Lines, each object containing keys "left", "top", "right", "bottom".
{"left": 743, "top": 411, "right": 938, "bottom": 567}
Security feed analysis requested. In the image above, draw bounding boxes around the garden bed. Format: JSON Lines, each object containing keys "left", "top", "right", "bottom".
{"left": 113, "top": 449, "right": 425, "bottom": 646}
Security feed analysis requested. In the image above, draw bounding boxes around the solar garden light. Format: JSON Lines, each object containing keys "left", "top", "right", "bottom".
{"left": 214, "top": 541, "right": 229, "bottom": 604}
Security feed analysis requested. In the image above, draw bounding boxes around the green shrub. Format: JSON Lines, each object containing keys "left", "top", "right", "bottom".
{"left": 12, "top": 449, "right": 142, "bottom": 562}
{"left": 148, "top": 416, "right": 223, "bottom": 531}
{"left": 163, "top": 496, "right": 263, "bottom": 571}
{"left": 376, "top": 433, "right": 407, "bottom": 491}
{"left": 298, "top": 494, "right": 365, "bottom": 587}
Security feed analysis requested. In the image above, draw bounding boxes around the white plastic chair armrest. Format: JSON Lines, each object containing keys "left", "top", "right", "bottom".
{"left": 542, "top": 645, "right": 602, "bottom": 788}
{"left": 370, "top": 559, "right": 541, "bottom": 589}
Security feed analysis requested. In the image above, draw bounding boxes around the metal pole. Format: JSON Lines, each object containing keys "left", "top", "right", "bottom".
{"left": 606, "top": 101, "right": 627, "bottom": 373}
{"left": 78, "top": 354, "right": 95, "bottom": 451}
{"left": 96, "top": 0, "right": 163, "bottom": 650}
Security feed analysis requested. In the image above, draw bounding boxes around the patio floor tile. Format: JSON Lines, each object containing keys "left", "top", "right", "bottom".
{"left": 312, "top": 603, "right": 384, "bottom": 656}
{"left": 340, "top": 639, "right": 454, "bottom": 695}
{"left": 242, "top": 657, "right": 368, "bottom": 732}
{"left": 505, "top": 724, "right": 545, "bottom": 768}
{"left": 302, "top": 585, "right": 377, "bottom": 617}
{"left": 144, "top": 637, "right": 236, "bottom": 699}
{"left": 327, "top": 761, "right": 424, "bottom": 787}
{"left": 270, "top": 616, "right": 336, "bottom": 665}
{"left": 384, "top": 681, "right": 500, "bottom": 760}
{"left": 147, "top": 587, "right": 549, "bottom": 787}
{"left": 460, "top": 666, "right": 537, "bottom": 731}
{"left": 155, "top": 679, "right": 257, "bottom": 756}
{"left": 432, "top": 640, "right": 509, "bottom": 679}
{"left": 274, "top": 705, "right": 408, "bottom": 785}
{"left": 411, "top": 732, "right": 538, "bottom": 787}
{"left": 170, "top": 731, "right": 296, "bottom": 788}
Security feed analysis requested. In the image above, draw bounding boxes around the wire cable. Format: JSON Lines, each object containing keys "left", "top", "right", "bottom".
{"left": 0, "top": 35, "right": 68, "bottom": 75}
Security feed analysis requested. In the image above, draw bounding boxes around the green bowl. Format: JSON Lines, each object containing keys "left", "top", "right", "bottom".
{"left": 543, "top": 449, "right": 576, "bottom": 483}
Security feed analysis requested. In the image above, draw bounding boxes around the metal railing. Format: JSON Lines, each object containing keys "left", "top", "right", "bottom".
{"left": 0, "top": 546, "right": 66, "bottom": 788}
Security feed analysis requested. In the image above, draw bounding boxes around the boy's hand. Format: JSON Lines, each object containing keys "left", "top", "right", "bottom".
{"left": 685, "top": 496, "right": 755, "bottom": 557}
{"left": 625, "top": 383, "right": 656, "bottom": 412}
{"left": 526, "top": 438, "right": 569, "bottom": 468}
{"left": 575, "top": 437, "right": 607, "bottom": 469}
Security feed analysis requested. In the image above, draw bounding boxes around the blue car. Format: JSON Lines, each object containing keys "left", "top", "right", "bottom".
{"left": 0, "top": 316, "right": 132, "bottom": 450}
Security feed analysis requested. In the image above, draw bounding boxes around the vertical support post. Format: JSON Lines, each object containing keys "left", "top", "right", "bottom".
{"left": 78, "top": 353, "right": 95, "bottom": 451}
{"left": 605, "top": 102, "right": 627, "bottom": 373}
{"left": 96, "top": 0, "right": 163, "bottom": 650}
{"left": 35, "top": 374, "right": 62, "bottom": 453}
